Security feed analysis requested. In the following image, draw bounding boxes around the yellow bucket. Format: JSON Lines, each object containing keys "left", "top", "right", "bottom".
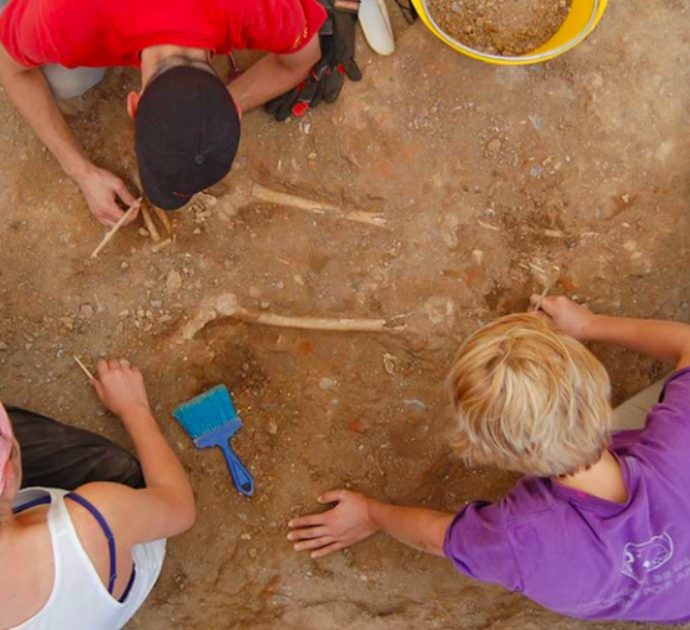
{"left": 410, "top": 0, "right": 608, "bottom": 65}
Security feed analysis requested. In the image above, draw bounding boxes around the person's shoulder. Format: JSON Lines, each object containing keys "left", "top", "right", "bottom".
{"left": 501, "top": 476, "right": 561, "bottom": 521}
{"left": 631, "top": 368, "right": 690, "bottom": 452}
{"left": 657, "top": 367, "right": 690, "bottom": 410}
{"left": 64, "top": 482, "right": 137, "bottom": 544}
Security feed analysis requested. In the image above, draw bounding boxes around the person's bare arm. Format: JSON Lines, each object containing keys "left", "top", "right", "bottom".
{"left": 75, "top": 359, "right": 196, "bottom": 545}
{"left": 0, "top": 45, "right": 137, "bottom": 226}
{"left": 288, "top": 489, "right": 453, "bottom": 559}
{"left": 228, "top": 35, "right": 320, "bottom": 113}
{"left": 532, "top": 295, "right": 690, "bottom": 369}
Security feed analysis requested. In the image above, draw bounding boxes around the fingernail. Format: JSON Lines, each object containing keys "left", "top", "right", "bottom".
{"left": 286, "top": 534, "right": 293, "bottom": 541}
{"left": 288, "top": 520, "right": 294, "bottom": 527}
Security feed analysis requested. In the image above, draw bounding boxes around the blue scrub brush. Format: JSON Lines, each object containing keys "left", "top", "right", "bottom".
{"left": 173, "top": 385, "right": 254, "bottom": 496}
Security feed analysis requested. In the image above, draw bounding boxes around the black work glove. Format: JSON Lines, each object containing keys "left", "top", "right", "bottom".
{"left": 265, "top": 0, "right": 363, "bottom": 121}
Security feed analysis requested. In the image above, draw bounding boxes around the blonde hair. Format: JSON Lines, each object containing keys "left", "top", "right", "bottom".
{"left": 447, "top": 313, "right": 612, "bottom": 477}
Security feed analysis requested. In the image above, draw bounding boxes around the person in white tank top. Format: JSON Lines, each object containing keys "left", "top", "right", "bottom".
{"left": 0, "top": 358, "right": 196, "bottom": 629}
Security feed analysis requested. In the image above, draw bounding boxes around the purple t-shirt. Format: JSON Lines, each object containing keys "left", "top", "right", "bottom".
{"left": 444, "top": 367, "right": 690, "bottom": 623}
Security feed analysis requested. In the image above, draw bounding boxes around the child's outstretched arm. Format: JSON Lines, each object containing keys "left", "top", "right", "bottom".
{"left": 288, "top": 489, "right": 453, "bottom": 559}
{"left": 532, "top": 295, "right": 690, "bottom": 369}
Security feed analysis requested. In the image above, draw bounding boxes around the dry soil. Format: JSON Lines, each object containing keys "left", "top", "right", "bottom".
{"left": 0, "top": 0, "right": 689, "bottom": 628}
{"left": 428, "top": 0, "right": 572, "bottom": 56}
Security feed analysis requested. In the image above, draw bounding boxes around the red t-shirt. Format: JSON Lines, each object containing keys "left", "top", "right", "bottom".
{"left": 0, "top": 0, "right": 326, "bottom": 68}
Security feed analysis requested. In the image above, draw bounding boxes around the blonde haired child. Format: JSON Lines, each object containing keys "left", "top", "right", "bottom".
{"left": 288, "top": 296, "right": 690, "bottom": 622}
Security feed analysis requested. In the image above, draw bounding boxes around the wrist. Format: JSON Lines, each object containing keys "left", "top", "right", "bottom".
{"left": 365, "top": 497, "right": 386, "bottom": 533}
{"left": 581, "top": 313, "right": 601, "bottom": 341}
{"left": 117, "top": 403, "right": 153, "bottom": 424}
{"left": 63, "top": 155, "right": 94, "bottom": 182}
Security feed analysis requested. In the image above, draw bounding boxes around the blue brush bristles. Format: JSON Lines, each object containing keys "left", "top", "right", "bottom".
{"left": 173, "top": 385, "right": 240, "bottom": 439}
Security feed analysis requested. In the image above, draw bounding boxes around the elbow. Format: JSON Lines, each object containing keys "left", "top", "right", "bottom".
{"left": 305, "top": 34, "right": 322, "bottom": 67}
{"left": 178, "top": 500, "right": 197, "bottom": 533}
{"left": 171, "top": 493, "right": 197, "bottom": 535}
{"left": 281, "top": 35, "right": 321, "bottom": 80}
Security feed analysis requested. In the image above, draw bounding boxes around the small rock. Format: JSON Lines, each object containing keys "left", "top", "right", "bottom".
{"left": 120, "top": 262, "right": 129, "bottom": 270}
{"left": 0, "top": 342, "right": 6, "bottom": 351}
{"left": 293, "top": 274, "right": 305, "bottom": 286}
{"left": 59, "top": 317, "right": 75, "bottom": 331}
{"left": 158, "top": 314, "right": 173, "bottom": 324}
{"left": 248, "top": 548, "right": 258, "bottom": 559}
{"left": 471, "top": 249, "right": 484, "bottom": 267}
{"left": 308, "top": 152, "right": 317, "bottom": 160}
{"left": 403, "top": 399, "right": 427, "bottom": 412}
{"left": 138, "top": 227, "right": 149, "bottom": 237}
{"left": 267, "top": 420, "right": 278, "bottom": 435}
{"left": 486, "top": 138, "right": 501, "bottom": 153}
{"left": 166, "top": 269, "right": 182, "bottom": 293}
{"left": 319, "top": 377, "right": 337, "bottom": 390}
{"left": 79, "top": 303, "right": 94, "bottom": 319}
{"left": 383, "top": 353, "right": 397, "bottom": 375}
{"left": 150, "top": 300, "right": 162, "bottom": 309}
{"left": 348, "top": 419, "right": 366, "bottom": 433}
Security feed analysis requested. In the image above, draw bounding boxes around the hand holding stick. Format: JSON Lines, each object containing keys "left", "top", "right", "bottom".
{"left": 90, "top": 198, "right": 142, "bottom": 258}
{"left": 531, "top": 285, "right": 550, "bottom": 312}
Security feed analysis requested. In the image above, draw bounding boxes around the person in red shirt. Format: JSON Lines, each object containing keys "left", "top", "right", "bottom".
{"left": 0, "top": 0, "right": 327, "bottom": 225}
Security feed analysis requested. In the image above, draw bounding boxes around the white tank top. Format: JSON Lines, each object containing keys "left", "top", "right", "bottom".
{"left": 11, "top": 487, "right": 166, "bottom": 630}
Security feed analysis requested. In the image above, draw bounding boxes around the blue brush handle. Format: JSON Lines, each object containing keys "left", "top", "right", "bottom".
{"left": 195, "top": 425, "right": 255, "bottom": 497}
{"left": 216, "top": 440, "right": 255, "bottom": 497}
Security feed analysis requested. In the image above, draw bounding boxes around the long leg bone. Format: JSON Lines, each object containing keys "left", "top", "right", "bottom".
{"left": 180, "top": 293, "right": 404, "bottom": 341}
{"left": 250, "top": 184, "right": 387, "bottom": 228}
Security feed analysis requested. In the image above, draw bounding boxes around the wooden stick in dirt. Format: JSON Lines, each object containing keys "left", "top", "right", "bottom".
{"left": 90, "top": 198, "right": 142, "bottom": 259}
{"left": 151, "top": 237, "right": 172, "bottom": 253}
{"left": 152, "top": 206, "right": 172, "bottom": 234}
{"left": 140, "top": 202, "right": 161, "bottom": 242}
{"left": 251, "top": 184, "right": 386, "bottom": 228}
{"left": 532, "top": 285, "right": 551, "bottom": 312}
{"left": 73, "top": 355, "right": 95, "bottom": 381}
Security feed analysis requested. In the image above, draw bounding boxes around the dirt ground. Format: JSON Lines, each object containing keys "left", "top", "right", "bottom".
{"left": 429, "top": 0, "right": 572, "bottom": 56}
{"left": 0, "top": 0, "right": 689, "bottom": 628}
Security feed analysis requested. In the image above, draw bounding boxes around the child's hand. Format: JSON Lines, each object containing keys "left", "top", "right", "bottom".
{"left": 92, "top": 358, "right": 151, "bottom": 418}
{"left": 287, "top": 490, "right": 379, "bottom": 559}
{"left": 531, "top": 294, "right": 595, "bottom": 340}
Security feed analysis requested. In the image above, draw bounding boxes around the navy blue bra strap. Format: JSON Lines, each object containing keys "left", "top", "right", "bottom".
{"left": 12, "top": 494, "right": 51, "bottom": 514}
{"left": 65, "top": 492, "right": 117, "bottom": 595}
{"left": 119, "top": 565, "right": 137, "bottom": 603}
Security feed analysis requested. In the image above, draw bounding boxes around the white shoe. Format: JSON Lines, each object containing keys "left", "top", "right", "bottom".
{"left": 359, "top": 0, "right": 395, "bottom": 56}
